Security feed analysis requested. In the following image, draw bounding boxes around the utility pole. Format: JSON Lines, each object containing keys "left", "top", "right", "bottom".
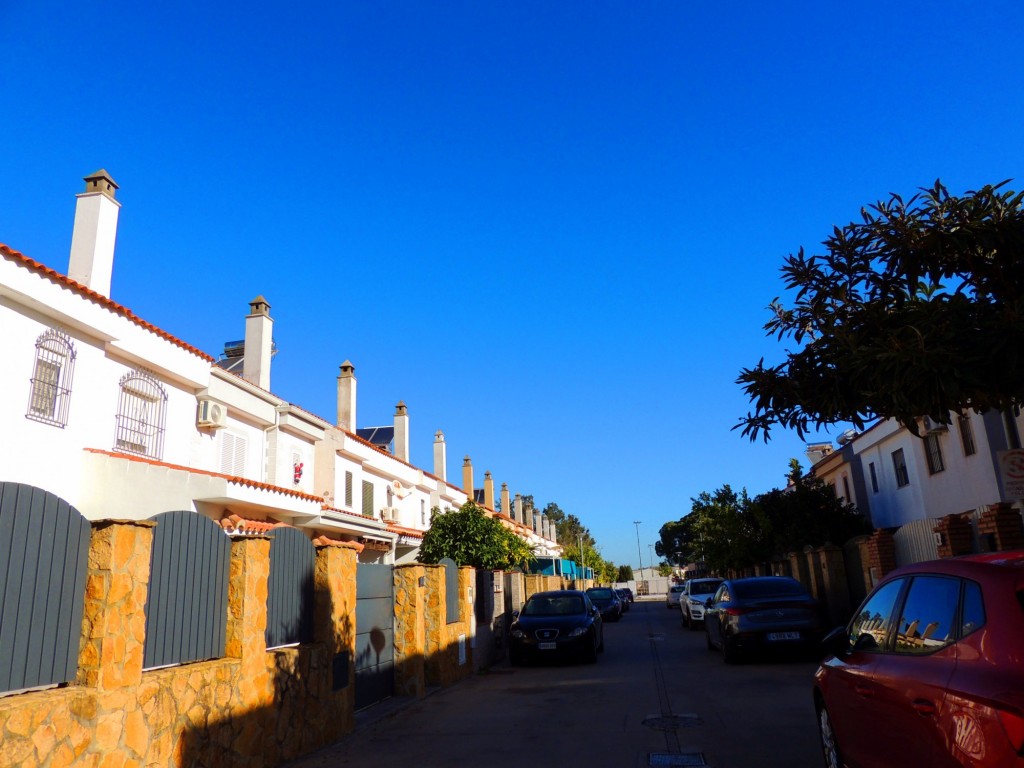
{"left": 633, "top": 520, "right": 644, "bottom": 594}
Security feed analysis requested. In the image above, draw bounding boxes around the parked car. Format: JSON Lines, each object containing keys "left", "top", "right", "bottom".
{"left": 615, "top": 588, "right": 631, "bottom": 612}
{"left": 620, "top": 587, "right": 635, "bottom": 603}
{"left": 680, "top": 578, "right": 723, "bottom": 629}
{"left": 814, "top": 551, "right": 1024, "bottom": 768}
{"left": 666, "top": 583, "right": 686, "bottom": 609}
{"left": 704, "top": 576, "right": 823, "bottom": 663}
{"left": 586, "top": 586, "right": 623, "bottom": 622}
{"left": 508, "top": 590, "right": 604, "bottom": 665}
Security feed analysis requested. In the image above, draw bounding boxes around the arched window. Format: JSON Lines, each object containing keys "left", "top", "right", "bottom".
{"left": 114, "top": 370, "right": 167, "bottom": 459}
{"left": 26, "top": 329, "right": 76, "bottom": 427}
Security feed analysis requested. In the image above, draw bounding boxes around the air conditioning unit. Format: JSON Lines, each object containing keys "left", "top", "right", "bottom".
{"left": 380, "top": 507, "right": 399, "bottom": 523}
{"left": 919, "top": 416, "right": 949, "bottom": 435}
{"left": 197, "top": 398, "right": 227, "bottom": 429}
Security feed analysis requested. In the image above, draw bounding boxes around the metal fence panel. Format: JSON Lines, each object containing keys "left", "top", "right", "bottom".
{"left": 893, "top": 519, "right": 940, "bottom": 567}
{"left": 266, "top": 527, "right": 315, "bottom": 649}
{"left": 355, "top": 563, "right": 394, "bottom": 710}
{"left": 0, "top": 483, "right": 90, "bottom": 693}
{"left": 143, "top": 511, "right": 230, "bottom": 669}
{"left": 440, "top": 557, "right": 460, "bottom": 624}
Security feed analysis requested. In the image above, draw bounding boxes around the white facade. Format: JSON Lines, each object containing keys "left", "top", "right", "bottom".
{"left": 0, "top": 173, "right": 559, "bottom": 564}
{"left": 810, "top": 410, "right": 1013, "bottom": 529}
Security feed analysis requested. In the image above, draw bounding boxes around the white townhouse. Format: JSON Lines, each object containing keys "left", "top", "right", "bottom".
{"left": 0, "top": 170, "right": 558, "bottom": 562}
{"left": 807, "top": 408, "right": 1023, "bottom": 540}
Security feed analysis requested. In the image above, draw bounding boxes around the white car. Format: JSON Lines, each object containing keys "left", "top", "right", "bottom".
{"left": 666, "top": 583, "right": 686, "bottom": 609}
{"left": 679, "top": 578, "right": 724, "bottom": 629}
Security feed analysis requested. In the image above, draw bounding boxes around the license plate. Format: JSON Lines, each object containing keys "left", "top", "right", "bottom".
{"left": 767, "top": 632, "right": 800, "bottom": 641}
{"left": 538, "top": 642, "right": 557, "bottom": 650}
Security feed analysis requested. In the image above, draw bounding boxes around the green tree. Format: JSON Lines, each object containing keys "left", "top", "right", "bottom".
{"left": 751, "top": 473, "right": 870, "bottom": 556}
{"left": 688, "top": 485, "right": 762, "bottom": 574}
{"left": 417, "top": 501, "right": 535, "bottom": 570}
{"left": 737, "top": 181, "right": 1024, "bottom": 441}
{"left": 616, "top": 564, "right": 634, "bottom": 581}
{"left": 656, "top": 515, "right": 702, "bottom": 567}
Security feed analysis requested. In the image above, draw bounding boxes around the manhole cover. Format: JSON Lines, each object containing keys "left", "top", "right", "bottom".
{"left": 643, "top": 714, "right": 702, "bottom": 730}
{"left": 648, "top": 753, "right": 707, "bottom": 767}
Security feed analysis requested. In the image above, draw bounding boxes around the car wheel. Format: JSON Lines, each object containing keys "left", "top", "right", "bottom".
{"left": 818, "top": 704, "right": 842, "bottom": 768}
{"left": 583, "top": 637, "right": 599, "bottom": 664}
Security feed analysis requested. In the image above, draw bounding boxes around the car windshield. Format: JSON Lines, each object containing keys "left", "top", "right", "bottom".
{"left": 523, "top": 595, "right": 585, "bottom": 616}
{"left": 732, "top": 580, "right": 807, "bottom": 599}
{"left": 671, "top": 586, "right": 685, "bottom": 593}
{"left": 587, "top": 588, "right": 614, "bottom": 600}
{"left": 690, "top": 580, "right": 723, "bottom": 596}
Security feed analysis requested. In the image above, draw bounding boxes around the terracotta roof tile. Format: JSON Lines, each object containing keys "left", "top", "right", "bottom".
{"left": 83, "top": 448, "right": 325, "bottom": 503}
{"left": 312, "top": 535, "right": 365, "bottom": 552}
{"left": 2, "top": 243, "right": 214, "bottom": 362}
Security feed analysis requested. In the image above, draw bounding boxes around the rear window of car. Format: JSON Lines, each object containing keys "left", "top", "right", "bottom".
{"left": 587, "top": 588, "right": 614, "bottom": 599}
{"left": 689, "top": 580, "right": 722, "bottom": 595}
{"left": 732, "top": 579, "right": 807, "bottom": 599}
{"left": 671, "top": 585, "right": 685, "bottom": 593}
{"left": 524, "top": 595, "right": 585, "bottom": 616}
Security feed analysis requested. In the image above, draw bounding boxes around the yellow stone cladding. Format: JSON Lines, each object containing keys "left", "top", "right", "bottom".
{"left": 0, "top": 521, "right": 357, "bottom": 768}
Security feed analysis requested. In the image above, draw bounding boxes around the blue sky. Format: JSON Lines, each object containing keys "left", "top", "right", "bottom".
{"left": 2, "top": 2, "right": 1022, "bottom": 569}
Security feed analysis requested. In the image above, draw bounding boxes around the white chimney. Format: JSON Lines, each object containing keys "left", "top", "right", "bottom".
{"left": 462, "top": 456, "right": 474, "bottom": 501}
{"left": 433, "top": 430, "right": 447, "bottom": 480}
{"left": 500, "top": 483, "right": 511, "bottom": 517}
{"left": 68, "top": 170, "right": 120, "bottom": 296}
{"left": 483, "top": 471, "right": 495, "bottom": 510}
{"left": 243, "top": 296, "right": 273, "bottom": 390}
{"left": 337, "top": 361, "right": 357, "bottom": 431}
{"left": 394, "top": 401, "right": 409, "bottom": 461}
{"left": 513, "top": 493, "right": 523, "bottom": 524}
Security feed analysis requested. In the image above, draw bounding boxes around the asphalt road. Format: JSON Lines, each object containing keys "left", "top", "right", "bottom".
{"left": 285, "top": 598, "right": 825, "bottom": 768}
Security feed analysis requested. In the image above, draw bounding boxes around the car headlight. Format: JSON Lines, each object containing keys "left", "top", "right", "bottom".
{"left": 689, "top": 599, "right": 703, "bottom": 607}
{"left": 568, "top": 627, "right": 587, "bottom": 637}
{"left": 510, "top": 628, "right": 526, "bottom": 639}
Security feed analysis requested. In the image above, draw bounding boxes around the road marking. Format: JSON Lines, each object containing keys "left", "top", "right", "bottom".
{"left": 648, "top": 753, "right": 708, "bottom": 766}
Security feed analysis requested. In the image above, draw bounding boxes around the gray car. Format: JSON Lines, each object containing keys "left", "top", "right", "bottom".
{"left": 703, "top": 576, "right": 824, "bottom": 663}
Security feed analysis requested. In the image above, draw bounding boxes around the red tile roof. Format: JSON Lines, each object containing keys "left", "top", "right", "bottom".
{"left": 1, "top": 243, "right": 214, "bottom": 362}
{"left": 84, "top": 448, "right": 325, "bottom": 503}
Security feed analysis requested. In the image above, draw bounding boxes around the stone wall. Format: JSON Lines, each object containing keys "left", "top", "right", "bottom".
{"left": 0, "top": 520, "right": 358, "bottom": 768}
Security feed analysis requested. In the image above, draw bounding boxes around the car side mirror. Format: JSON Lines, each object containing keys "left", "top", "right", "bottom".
{"left": 511, "top": 610, "right": 520, "bottom": 619}
{"left": 821, "top": 626, "right": 851, "bottom": 657}
{"left": 704, "top": 598, "right": 714, "bottom": 608}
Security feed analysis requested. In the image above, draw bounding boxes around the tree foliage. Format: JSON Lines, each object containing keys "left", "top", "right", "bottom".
{"left": 417, "top": 501, "right": 535, "bottom": 570}
{"left": 616, "top": 564, "right": 634, "bottom": 581}
{"left": 737, "top": 180, "right": 1024, "bottom": 441}
{"left": 666, "top": 475, "right": 870, "bottom": 575}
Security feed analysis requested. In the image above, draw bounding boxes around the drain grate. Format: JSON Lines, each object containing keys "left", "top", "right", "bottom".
{"left": 648, "top": 752, "right": 707, "bottom": 767}
{"left": 642, "top": 713, "right": 702, "bottom": 730}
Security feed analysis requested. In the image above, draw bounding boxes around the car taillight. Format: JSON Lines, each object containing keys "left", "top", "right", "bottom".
{"left": 997, "top": 707, "right": 1024, "bottom": 753}
{"left": 724, "top": 606, "right": 749, "bottom": 616}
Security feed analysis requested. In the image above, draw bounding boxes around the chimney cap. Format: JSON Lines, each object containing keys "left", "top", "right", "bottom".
{"left": 82, "top": 169, "right": 119, "bottom": 199}
{"left": 339, "top": 360, "right": 355, "bottom": 375}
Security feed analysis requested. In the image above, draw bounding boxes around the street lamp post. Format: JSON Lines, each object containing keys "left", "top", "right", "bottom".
{"left": 633, "top": 521, "right": 644, "bottom": 592}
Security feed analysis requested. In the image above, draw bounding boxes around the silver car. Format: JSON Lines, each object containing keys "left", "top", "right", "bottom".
{"left": 680, "top": 578, "right": 723, "bottom": 629}
{"left": 665, "top": 583, "right": 686, "bottom": 609}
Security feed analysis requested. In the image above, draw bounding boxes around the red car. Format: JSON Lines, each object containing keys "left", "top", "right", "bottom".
{"left": 813, "top": 551, "right": 1024, "bottom": 767}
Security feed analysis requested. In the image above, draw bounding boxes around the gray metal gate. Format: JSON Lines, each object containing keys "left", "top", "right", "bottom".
{"left": 440, "top": 557, "right": 460, "bottom": 624}
{"left": 0, "top": 483, "right": 90, "bottom": 693}
{"left": 355, "top": 563, "right": 394, "bottom": 710}
{"left": 894, "top": 519, "right": 940, "bottom": 567}
{"left": 144, "top": 511, "right": 230, "bottom": 669}
{"left": 266, "top": 527, "right": 315, "bottom": 648}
